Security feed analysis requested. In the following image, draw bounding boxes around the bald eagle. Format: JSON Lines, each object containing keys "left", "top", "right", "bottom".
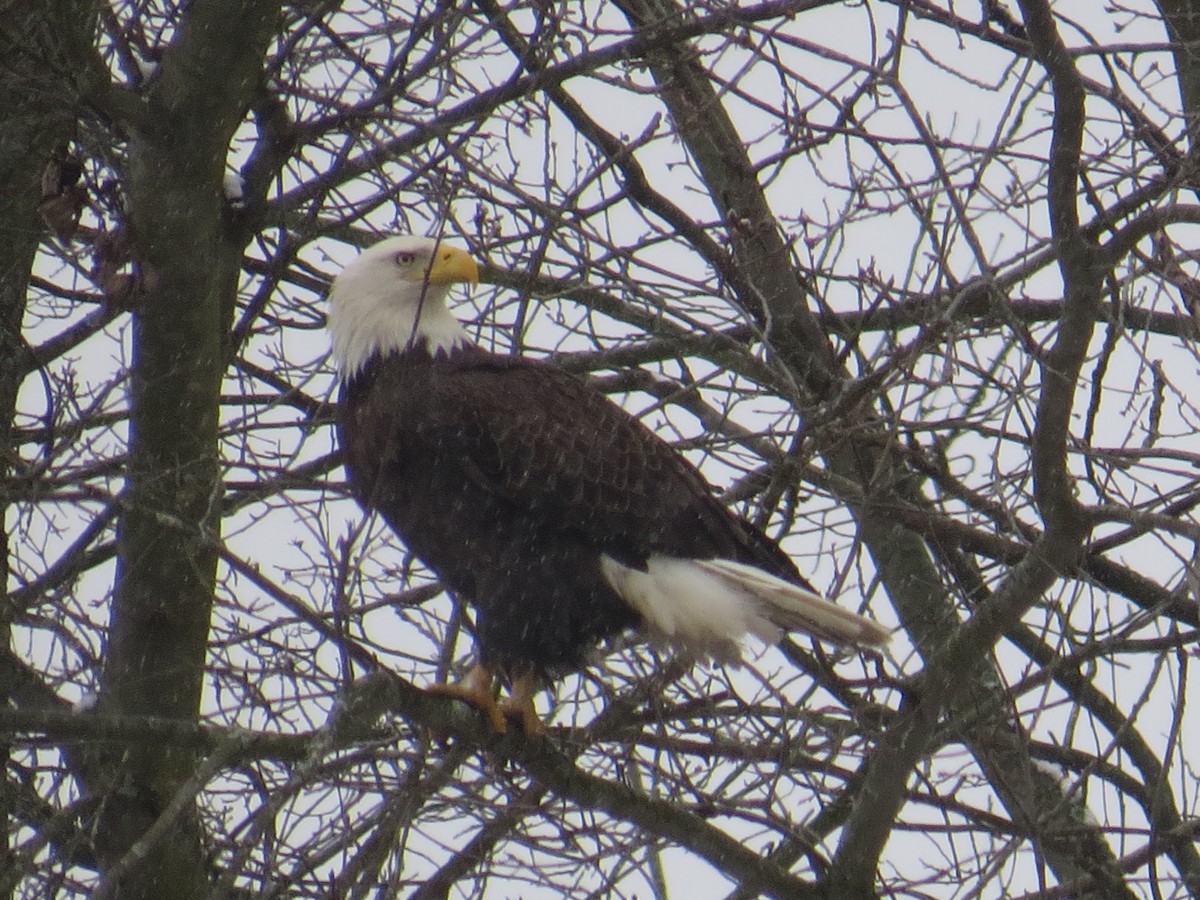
{"left": 328, "top": 235, "right": 887, "bottom": 733}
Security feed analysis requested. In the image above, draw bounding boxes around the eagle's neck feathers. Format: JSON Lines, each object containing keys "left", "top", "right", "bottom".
{"left": 328, "top": 278, "right": 471, "bottom": 378}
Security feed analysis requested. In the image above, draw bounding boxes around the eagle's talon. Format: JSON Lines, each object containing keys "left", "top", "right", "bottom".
{"left": 501, "top": 672, "right": 546, "bottom": 736}
{"left": 426, "top": 664, "right": 508, "bottom": 733}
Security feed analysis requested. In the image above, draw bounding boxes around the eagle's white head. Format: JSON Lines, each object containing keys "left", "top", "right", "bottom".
{"left": 327, "top": 235, "right": 480, "bottom": 378}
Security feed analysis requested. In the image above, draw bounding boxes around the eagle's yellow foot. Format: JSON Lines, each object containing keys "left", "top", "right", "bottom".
{"left": 426, "top": 664, "right": 507, "bottom": 732}
{"left": 500, "top": 672, "right": 546, "bottom": 736}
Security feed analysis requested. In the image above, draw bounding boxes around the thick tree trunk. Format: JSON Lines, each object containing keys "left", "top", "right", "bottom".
{"left": 88, "top": 2, "right": 280, "bottom": 896}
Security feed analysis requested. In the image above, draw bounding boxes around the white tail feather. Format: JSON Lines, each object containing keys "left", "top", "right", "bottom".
{"left": 695, "top": 559, "right": 890, "bottom": 647}
{"left": 600, "top": 555, "right": 889, "bottom": 661}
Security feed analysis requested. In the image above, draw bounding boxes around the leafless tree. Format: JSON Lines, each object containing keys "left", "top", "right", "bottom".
{"left": 3, "top": 1, "right": 1199, "bottom": 897}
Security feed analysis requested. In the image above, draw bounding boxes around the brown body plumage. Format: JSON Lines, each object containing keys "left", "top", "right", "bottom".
{"left": 339, "top": 341, "right": 818, "bottom": 676}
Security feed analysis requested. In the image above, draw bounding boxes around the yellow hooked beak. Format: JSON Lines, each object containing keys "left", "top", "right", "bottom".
{"left": 425, "top": 244, "right": 480, "bottom": 286}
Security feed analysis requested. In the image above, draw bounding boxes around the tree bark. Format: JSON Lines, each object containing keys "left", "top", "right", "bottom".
{"left": 90, "top": 2, "right": 281, "bottom": 896}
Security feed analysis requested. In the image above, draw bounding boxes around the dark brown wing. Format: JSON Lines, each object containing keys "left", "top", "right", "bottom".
{"left": 412, "top": 346, "right": 800, "bottom": 579}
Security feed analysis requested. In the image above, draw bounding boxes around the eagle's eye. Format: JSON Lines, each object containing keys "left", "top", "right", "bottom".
{"left": 394, "top": 251, "right": 417, "bottom": 268}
